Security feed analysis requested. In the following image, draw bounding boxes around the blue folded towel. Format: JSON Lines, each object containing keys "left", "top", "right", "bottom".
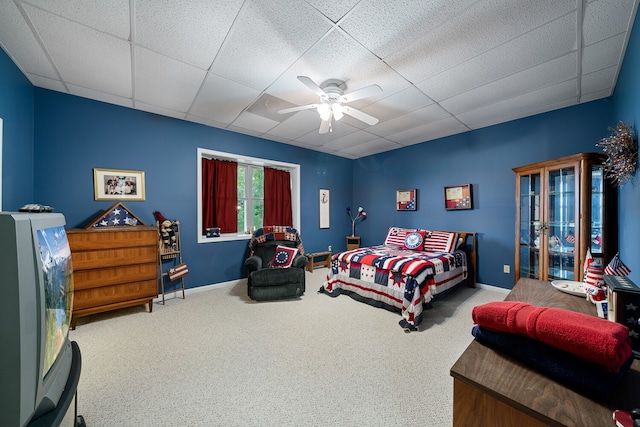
{"left": 472, "top": 325, "right": 634, "bottom": 398}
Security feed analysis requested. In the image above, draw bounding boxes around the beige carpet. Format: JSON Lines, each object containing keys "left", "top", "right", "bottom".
{"left": 69, "top": 270, "right": 507, "bottom": 426}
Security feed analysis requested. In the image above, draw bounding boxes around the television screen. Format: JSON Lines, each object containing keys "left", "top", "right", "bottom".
{"left": 36, "top": 225, "right": 73, "bottom": 377}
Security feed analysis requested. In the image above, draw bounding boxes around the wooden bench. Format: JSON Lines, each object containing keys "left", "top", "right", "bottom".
{"left": 306, "top": 251, "right": 332, "bottom": 272}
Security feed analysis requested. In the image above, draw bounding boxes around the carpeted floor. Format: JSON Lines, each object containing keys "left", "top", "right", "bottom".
{"left": 69, "top": 270, "right": 507, "bottom": 426}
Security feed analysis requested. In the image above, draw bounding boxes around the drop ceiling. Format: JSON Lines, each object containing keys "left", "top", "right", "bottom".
{"left": 0, "top": 0, "right": 637, "bottom": 159}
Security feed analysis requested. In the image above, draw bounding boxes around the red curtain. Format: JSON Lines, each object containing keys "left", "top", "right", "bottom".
{"left": 202, "top": 158, "right": 237, "bottom": 234}
{"left": 263, "top": 167, "right": 293, "bottom": 226}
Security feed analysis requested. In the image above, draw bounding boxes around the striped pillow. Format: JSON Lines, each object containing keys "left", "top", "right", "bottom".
{"left": 384, "top": 227, "right": 418, "bottom": 247}
{"left": 423, "top": 231, "right": 458, "bottom": 253}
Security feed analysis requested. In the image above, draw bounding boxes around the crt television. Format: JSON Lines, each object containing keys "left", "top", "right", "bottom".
{"left": 0, "top": 212, "right": 74, "bottom": 426}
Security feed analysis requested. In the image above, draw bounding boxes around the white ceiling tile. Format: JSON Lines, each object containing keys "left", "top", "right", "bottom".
{"left": 457, "top": 80, "right": 578, "bottom": 128}
{"left": 23, "top": 3, "right": 132, "bottom": 97}
{"left": 341, "top": 138, "right": 403, "bottom": 157}
{"left": 185, "top": 114, "right": 229, "bottom": 129}
{"left": 304, "top": 0, "right": 360, "bottom": 23}
{"left": 231, "top": 111, "right": 279, "bottom": 134}
{"left": 580, "top": 88, "right": 613, "bottom": 103}
{"left": 25, "top": 0, "right": 130, "bottom": 38}
{"left": 361, "top": 86, "right": 435, "bottom": 122}
{"left": 267, "top": 110, "right": 325, "bottom": 139}
{"left": 134, "top": 47, "right": 206, "bottom": 112}
{"left": 27, "top": 74, "right": 67, "bottom": 92}
{"left": 210, "top": 0, "right": 331, "bottom": 90}
{"left": 0, "top": 1, "right": 58, "bottom": 79}
{"left": 135, "top": 0, "right": 244, "bottom": 69}
{"left": 582, "top": 33, "right": 626, "bottom": 74}
{"left": 136, "top": 101, "right": 187, "bottom": 120}
{"left": 581, "top": 66, "right": 616, "bottom": 96}
{"left": 440, "top": 53, "right": 577, "bottom": 114}
{"left": 296, "top": 120, "right": 359, "bottom": 146}
{"left": 340, "top": 0, "right": 470, "bottom": 60}
{"left": 321, "top": 130, "right": 380, "bottom": 150}
{"left": 0, "top": 0, "right": 636, "bottom": 159}
{"left": 416, "top": 12, "right": 577, "bottom": 102}
{"left": 386, "top": 0, "right": 576, "bottom": 83}
{"left": 387, "top": 116, "right": 467, "bottom": 146}
{"left": 68, "top": 83, "right": 133, "bottom": 109}
{"left": 583, "top": 0, "right": 638, "bottom": 46}
{"left": 190, "top": 73, "right": 261, "bottom": 124}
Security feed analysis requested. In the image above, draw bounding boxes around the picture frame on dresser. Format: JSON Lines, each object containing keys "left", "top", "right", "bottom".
{"left": 94, "top": 168, "right": 145, "bottom": 201}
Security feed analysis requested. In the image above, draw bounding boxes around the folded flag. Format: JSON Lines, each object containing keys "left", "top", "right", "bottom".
{"left": 472, "top": 301, "right": 632, "bottom": 372}
{"left": 605, "top": 253, "right": 631, "bottom": 276}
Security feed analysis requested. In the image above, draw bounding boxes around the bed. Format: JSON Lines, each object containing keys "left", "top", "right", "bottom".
{"left": 319, "top": 228, "right": 477, "bottom": 331}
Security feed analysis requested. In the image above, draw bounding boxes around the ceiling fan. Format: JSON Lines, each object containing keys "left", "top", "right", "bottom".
{"left": 278, "top": 76, "right": 382, "bottom": 134}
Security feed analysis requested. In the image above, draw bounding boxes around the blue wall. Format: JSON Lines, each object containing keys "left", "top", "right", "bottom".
{"left": 611, "top": 16, "right": 640, "bottom": 286}
{"left": 2, "top": 27, "right": 639, "bottom": 290}
{"left": 353, "top": 101, "right": 613, "bottom": 288}
{"left": 30, "top": 89, "right": 353, "bottom": 289}
{"left": 0, "top": 49, "right": 34, "bottom": 209}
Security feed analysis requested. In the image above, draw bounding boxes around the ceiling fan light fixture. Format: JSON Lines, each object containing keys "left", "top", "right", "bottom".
{"left": 331, "top": 103, "right": 344, "bottom": 121}
{"left": 317, "top": 103, "right": 331, "bottom": 121}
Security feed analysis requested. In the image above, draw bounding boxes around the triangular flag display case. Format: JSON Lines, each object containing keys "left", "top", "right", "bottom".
{"left": 83, "top": 202, "right": 146, "bottom": 228}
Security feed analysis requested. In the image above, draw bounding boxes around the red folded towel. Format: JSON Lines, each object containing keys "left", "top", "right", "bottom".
{"left": 472, "top": 301, "right": 632, "bottom": 372}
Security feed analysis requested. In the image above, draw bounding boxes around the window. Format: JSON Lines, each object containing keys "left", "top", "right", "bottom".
{"left": 197, "top": 148, "right": 300, "bottom": 243}
{"left": 237, "top": 165, "right": 264, "bottom": 233}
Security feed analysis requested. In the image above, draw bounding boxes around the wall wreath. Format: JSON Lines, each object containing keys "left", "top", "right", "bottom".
{"left": 596, "top": 121, "right": 638, "bottom": 187}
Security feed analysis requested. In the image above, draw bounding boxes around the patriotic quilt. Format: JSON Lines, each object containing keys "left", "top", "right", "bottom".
{"left": 320, "top": 244, "right": 467, "bottom": 331}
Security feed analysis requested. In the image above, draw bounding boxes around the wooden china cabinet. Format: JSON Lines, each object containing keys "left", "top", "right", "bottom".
{"left": 513, "top": 153, "right": 617, "bottom": 283}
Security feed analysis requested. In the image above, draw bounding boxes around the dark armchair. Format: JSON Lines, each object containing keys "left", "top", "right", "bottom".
{"left": 245, "top": 227, "right": 308, "bottom": 301}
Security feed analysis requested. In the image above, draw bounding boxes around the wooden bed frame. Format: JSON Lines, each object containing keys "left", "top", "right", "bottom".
{"left": 445, "top": 230, "right": 477, "bottom": 287}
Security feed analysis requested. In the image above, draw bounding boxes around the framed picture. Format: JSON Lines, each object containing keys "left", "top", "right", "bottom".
{"left": 94, "top": 168, "right": 145, "bottom": 201}
{"left": 319, "top": 189, "right": 330, "bottom": 229}
{"left": 444, "top": 184, "right": 472, "bottom": 210}
{"left": 396, "top": 189, "right": 417, "bottom": 210}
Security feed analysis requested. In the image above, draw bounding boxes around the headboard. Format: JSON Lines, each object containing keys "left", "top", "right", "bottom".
{"left": 440, "top": 230, "right": 477, "bottom": 287}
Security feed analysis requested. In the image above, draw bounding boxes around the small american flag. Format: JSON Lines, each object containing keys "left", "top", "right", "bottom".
{"left": 565, "top": 231, "right": 575, "bottom": 244}
{"left": 604, "top": 253, "right": 631, "bottom": 276}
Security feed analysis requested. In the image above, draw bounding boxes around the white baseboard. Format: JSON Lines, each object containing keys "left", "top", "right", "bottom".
{"left": 475, "top": 282, "right": 510, "bottom": 294}
{"left": 154, "top": 278, "right": 247, "bottom": 303}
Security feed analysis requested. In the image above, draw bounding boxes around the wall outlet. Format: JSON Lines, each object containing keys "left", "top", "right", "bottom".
{"left": 503, "top": 265, "right": 510, "bottom": 274}
{"left": 328, "top": 245, "right": 332, "bottom": 252}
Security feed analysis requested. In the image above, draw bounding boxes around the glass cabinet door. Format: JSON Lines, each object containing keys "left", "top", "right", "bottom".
{"left": 591, "top": 165, "right": 604, "bottom": 258}
{"left": 546, "top": 166, "right": 576, "bottom": 280}
{"left": 518, "top": 173, "right": 541, "bottom": 280}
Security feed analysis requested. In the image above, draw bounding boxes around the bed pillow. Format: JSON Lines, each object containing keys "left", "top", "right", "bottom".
{"left": 270, "top": 245, "right": 299, "bottom": 268}
{"left": 403, "top": 231, "right": 426, "bottom": 251}
{"left": 424, "top": 231, "right": 458, "bottom": 253}
{"left": 384, "top": 227, "right": 418, "bottom": 247}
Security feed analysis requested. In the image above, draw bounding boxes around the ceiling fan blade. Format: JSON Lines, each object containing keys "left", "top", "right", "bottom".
{"left": 318, "top": 110, "right": 332, "bottom": 134}
{"left": 341, "top": 84, "right": 382, "bottom": 103}
{"left": 277, "top": 104, "right": 318, "bottom": 114}
{"left": 342, "top": 106, "right": 379, "bottom": 126}
{"left": 297, "top": 76, "right": 326, "bottom": 98}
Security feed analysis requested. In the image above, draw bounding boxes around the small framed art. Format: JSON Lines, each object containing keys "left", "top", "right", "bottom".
{"left": 396, "top": 189, "right": 417, "bottom": 210}
{"left": 319, "top": 188, "right": 330, "bottom": 229}
{"left": 94, "top": 168, "right": 146, "bottom": 201}
{"left": 444, "top": 184, "right": 472, "bottom": 210}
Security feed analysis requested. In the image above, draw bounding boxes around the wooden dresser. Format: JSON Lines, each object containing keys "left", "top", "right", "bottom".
{"left": 67, "top": 226, "right": 158, "bottom": 328}
{"left": 450, "top": 278, "right": 640, "bottom": 427}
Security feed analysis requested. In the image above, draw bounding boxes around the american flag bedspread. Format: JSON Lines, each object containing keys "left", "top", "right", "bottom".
{"left": 319, "top": 245, "right": 468, "bottom": 331}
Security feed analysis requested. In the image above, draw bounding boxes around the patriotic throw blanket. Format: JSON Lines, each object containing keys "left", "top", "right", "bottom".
{"left": 248, "top": 226, "right": 305, "bottom": 255}
{"left": 321, "top": 245, "right": 467, "bottom": 331}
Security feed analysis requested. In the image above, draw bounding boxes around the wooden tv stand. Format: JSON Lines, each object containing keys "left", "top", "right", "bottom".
{"left": 67, "top": 226, "right": 158, "bottom": 328}
{"left": 450, "top": 278, "right": 640, "bottom": 427}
